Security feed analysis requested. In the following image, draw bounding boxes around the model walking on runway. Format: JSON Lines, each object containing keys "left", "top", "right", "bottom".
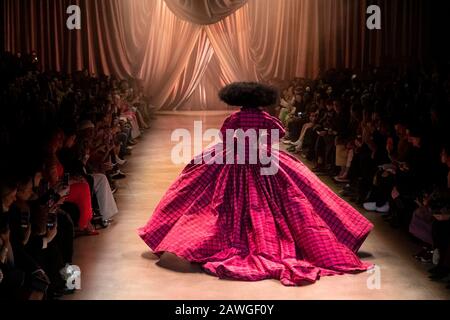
{"left": 139, "top": 82, "right": 373, "bottom": 286}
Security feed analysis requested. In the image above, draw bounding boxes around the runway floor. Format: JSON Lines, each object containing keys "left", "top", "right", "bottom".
{"left": 67, "top": 112, "right": 450, "bottom": 300}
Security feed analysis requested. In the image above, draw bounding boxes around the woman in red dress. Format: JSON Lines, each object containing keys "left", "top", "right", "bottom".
{"left": 44, "top": 129, "right": 97, "bottom": 235}
{"left": 139, "top": 83, "right": 373, "bottom": 286}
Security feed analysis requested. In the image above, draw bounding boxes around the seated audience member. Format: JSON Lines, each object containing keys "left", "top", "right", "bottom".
{"left": 388, "top": 126, "right": 432, "bottom": 228}
{"left": 59, "top": 128, "right": 118, "bottom": 227}
{"left": 334, "top": 104, "right": 362, "bottom": 183}
{"left": 283, "top": 88, "right": 306, "bottom": 142}
{"left": 0, "top": 180, "right": 22, "bottom": 299}
{"left": 9, "top": 176, "right": 73, "bottom": 299}
{"left": 44, "top": 129, "right": 97, "bottom": 236}
{"left": 410, "top": 142, "right": 450, "bottom": 262}
{"left": 362, "top": 120, "right": 393, "bottom": 213}
{"left": 121, "top": 80, "right": 150, "bottom": 130}
{"left": 287, "top": 112, "right": 319, "bottom": 155}
{"left": 312, "top": 99, "right": 338, "bottom": 173}
{"left": 1, "top": 179, "right": 49, "bottom": 300}
{"left": 331, "top": 99, "right": 351, "bottom": 181}
{"left": 78, "top": 120, "right": 126, "bottom": 181}
{"left": 114, "top": 94, "right": 141, "bottom": 140}
{"left": 30, "top": 169, "right": 75, "bottom": 270}
{"left": 427, "top": 145, "right": 450, "bottom": 284}
{"left": 279, "top": 87, "right": 296, "bottom": 129}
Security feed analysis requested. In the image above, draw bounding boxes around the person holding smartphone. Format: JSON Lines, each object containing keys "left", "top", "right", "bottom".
{"left": 1, "top": 179, "right": 48, "bottom": 300}
{"left": 8, "top": 177, "right": 52, "bottom": 300}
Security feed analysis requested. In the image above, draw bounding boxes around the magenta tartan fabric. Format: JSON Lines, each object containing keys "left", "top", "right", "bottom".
{"left": 138, "top": 110, "right": 374, "bottom": 286}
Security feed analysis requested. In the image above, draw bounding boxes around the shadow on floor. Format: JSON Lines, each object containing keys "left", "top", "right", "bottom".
{"left": 358, "top": 251, "right": 374, "bottom": 259}
{"left": 146, "top": 252, "right": 204, "bottom": 274}
{"left": 141, "top": 251, "right": 159, "bottom": 260}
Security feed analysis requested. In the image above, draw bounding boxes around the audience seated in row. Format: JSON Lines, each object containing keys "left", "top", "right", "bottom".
{"left": 0, "top": 51, "right": 155, "bottom": 300}
{"left": 278, "top": 64, "right": 450, "bottom": 290}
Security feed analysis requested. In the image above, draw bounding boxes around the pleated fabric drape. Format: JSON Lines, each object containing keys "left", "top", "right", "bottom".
{"left": 163, "top": 0, "right": 248, "bottom": 25}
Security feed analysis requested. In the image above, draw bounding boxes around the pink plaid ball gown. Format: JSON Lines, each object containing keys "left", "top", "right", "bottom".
{"left": 138, "top": 109, "right": 374, "bottom": 286}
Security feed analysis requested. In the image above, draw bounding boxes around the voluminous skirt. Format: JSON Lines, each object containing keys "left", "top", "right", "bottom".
{"left": 138, "top": 146, "right": 373, "bottom": 286}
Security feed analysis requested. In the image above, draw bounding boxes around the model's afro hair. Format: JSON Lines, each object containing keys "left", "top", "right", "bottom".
{"left": 219, "top": 82, "right": 279, "bottom": 108}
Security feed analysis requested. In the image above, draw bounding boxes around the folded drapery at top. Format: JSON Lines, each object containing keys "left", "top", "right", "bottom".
{"left": 164, "top": 0, "right": 248, "bottom": 25}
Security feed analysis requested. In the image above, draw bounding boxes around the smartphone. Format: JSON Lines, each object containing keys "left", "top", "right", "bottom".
{"left": 47, "top": 214, "right": 57, "bottom": 229}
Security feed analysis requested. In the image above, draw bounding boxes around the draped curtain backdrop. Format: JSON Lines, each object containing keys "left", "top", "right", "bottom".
{"left": 3, "top": 0, "right": 428, "bottom": 110}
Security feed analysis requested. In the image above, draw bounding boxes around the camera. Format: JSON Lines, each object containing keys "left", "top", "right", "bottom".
{"left": 47, "top": 213, "right": 57, "bottom": 229}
